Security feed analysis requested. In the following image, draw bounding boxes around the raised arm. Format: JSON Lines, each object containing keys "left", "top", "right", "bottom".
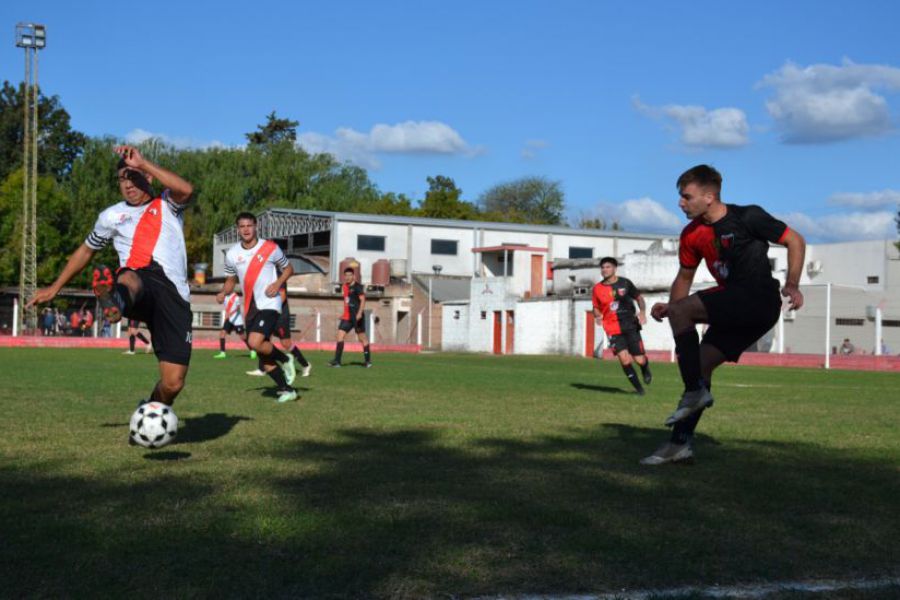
{"left": 27, "top": 243, "right": 96, "bottom": 308}
{"left": 651, "top": 266, "right": 697, "bottom": 322}
{"left": 115, "top": 145, "right": 193, "bottom": 204}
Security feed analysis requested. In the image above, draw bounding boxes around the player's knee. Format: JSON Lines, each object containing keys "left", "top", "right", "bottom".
{"left": 160, "top": 374, "right": 185, "bottom": 396}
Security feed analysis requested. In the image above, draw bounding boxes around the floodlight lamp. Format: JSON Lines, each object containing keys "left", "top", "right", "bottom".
{"left": 432, "top": 265, "right": 443, "bottom": 275}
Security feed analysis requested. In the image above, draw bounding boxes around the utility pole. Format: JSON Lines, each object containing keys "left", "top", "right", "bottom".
{"left": 15, "top": 23, "right": 45, "bottom": 335}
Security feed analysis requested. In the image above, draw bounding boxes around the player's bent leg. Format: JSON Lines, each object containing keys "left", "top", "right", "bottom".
{"left": 617, "top": 349, "right": 644, "bottom": 395}
{"left": 700, "top": 343, "right": 728, "bottom": 384}
{"left": 151, "top": 361, "right": 189, "bottom": 406}
{"left": 666, "top": 294, "right": 708, "bottom": 333}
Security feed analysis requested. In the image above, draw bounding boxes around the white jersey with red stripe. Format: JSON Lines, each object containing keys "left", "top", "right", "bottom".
{"left": 85, "top": 190, "right": 190, "bottom": 302}
{"left": 223, "top": 238, "right": 289, "bottom": 314}
{"left": 223, "top": 292, "right": 244, "bottom": 327}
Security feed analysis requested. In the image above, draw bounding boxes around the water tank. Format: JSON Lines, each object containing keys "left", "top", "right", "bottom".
{"left": 339, "top": 257, "right": 360, "bottom": 282}
{"left": 390, "top": 258, "right": 408, "bottom": 278}
{"left": 372, "top": 259, "right": 390, "bottom": 287}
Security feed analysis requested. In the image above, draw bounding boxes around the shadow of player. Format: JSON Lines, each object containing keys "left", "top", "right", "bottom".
{"left": 175, "top": 413, "right": 252, "bottom": 445}
{"left": 570, "top": 382, "right": 633, "bottom": 395}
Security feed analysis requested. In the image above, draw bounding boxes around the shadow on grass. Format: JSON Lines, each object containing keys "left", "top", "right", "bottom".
{"left": 570, "top": 382, "right": 634, "bottom": 394}
{"left": 2, "top": 424, "right": 897, "bottom": 598}
{"left": 175, "top": 413, "right": 252, "bottom": 444}
{"left": 143, "top": 450, "right": 191, "bottom": 461}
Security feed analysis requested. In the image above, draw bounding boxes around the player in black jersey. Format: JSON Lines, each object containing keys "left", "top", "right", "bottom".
{"left": 642, "top": 165, "right": 805, "bottom": 465}
{"left": 591, "top": 257, "right": 651, "bottom": 394}
{"left": 329, "top": 267, "right": 372, "bottom": 368}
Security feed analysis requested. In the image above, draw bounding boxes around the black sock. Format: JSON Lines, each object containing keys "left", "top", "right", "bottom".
{"left": 290, "top": 345, "right": 309, "bottom": 367}
{"left": 622, "top": 364, "right": 643, "bottom": 393}
{"left": 670, "top": 380, "right": 711, "bottom": 444}
{"left": 136, "top": 332, "right": 149, "bottom": 345}
{"left": 268, "top": 347, "right": 289, "bottom": 364}
{"left": 674, "top": 329, "right": 703, "bottom": 392}
{"left": 258, "top": 357, "right": 264, "bottom": 371}
{"left": 219, "top": 338, "right": 226, "bottom": 352}
{"left": 266, "top": 366, "right": 289, "bottom": 390}
{"left": 129, "top": 335, "right": 136, "bottom": 352}
{"left": 640, "top": 359, "right": 650, "bottom": 376}
{"left": 363, "top": 344, "right": 371, "bottom": 363}
{"left": 334, "top": 341, "right": 344, "bottom": 362}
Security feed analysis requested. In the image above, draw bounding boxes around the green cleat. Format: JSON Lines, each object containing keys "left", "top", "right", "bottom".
{"left": 249, "top": 350, "right": 257, "bottom": 360}
{"left": 276, "top": 389, "right": 298, "bottom": 403}
{"left": 213, "top": 351, "right": 227, "bottom": 359}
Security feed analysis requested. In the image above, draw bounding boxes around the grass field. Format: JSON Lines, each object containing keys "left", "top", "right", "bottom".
{"left": 1, "top": 348, "right": 898, "bottom": 599}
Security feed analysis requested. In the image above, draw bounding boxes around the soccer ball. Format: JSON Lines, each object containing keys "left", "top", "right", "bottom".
{"left": 129, "top": 402, "right": 178, "bottom": 449}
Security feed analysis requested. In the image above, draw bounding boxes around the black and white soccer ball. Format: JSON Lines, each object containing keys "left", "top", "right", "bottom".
{"left": 129, "top": 402, "right": 178, "bottom": 449}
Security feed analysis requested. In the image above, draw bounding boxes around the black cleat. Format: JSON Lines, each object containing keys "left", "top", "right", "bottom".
{"left": 642, "top": 370, "right": 652, "bottom": 385}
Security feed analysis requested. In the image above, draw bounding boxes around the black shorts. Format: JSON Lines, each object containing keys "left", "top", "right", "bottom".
{"left": 698, "top": 281, "right": 782, "bottom": 362}
{"left": 222, "top": 320, "right": 244, "bottom": 335}
{"left": 339, "top": 317, "right": 366, "bottom": 334}
{"left": 275, "top": 304, "right": 291, "bottom": 339}
{"left": 608, "top": 328, "right": 645, "bottom": 356}
{"left": 246, "top": 309, "right": 280, "bottom": 339}
{"left": 120, "top": 265, "right": 192, "bottom": 366}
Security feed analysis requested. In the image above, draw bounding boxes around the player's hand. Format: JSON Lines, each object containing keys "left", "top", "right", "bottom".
{"left": 264, "top": 283, "right": 279, "bottom": 297}
{"left": 781, "top": 284, "right": 804, "bottom": 310}
{"left": 594, "top": 316, "right": 602, "bottom": 326}
{"left": 650, "top": 302, "right": 669, "bottom": 322}
{"left": 114, "top": 145, "right": 146, "bottom": 170}
{"left": 27, "top": 286, "right": 59, "bottom": 309}
{"left": 215, "top": 292, "right": 226, "bottom": 304}
{"left": 638, "top": 312, "right": 647, "bottom": 325}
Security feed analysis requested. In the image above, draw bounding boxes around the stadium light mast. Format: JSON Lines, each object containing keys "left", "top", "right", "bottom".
{"left": 15, "top": 23, "right": 46, "bottom": 335}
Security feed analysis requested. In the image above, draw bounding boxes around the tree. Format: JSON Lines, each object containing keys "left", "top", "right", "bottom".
{"left": 0, "top": 81, "right": 86, "bottom": 182}
{"left": 245, "top": 111, "right": 299, "bottom": 146}
{"left": 572, "top": 211, "right": 621, "bottom": 231}
{"left": 419, "top": 175, "right": 479, "bottom": 220}
{"left": 479, "top": 176, "right": 565, "bottom": 225}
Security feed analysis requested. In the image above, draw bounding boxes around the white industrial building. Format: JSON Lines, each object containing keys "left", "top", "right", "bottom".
{"left": 211, "top": 209, "right": 900, "bottom": 357}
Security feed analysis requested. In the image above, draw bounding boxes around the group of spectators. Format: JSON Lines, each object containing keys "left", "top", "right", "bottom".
{"left": 40, "top": 307, "right": 113, "bottom": 337}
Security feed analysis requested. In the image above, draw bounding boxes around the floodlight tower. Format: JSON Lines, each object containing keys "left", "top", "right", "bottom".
{"left": 15, "top": 23, "right": 45, "bottom": 335}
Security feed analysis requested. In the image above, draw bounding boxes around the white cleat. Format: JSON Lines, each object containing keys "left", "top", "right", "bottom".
{"left": 665, "top": 388, "right": 714, "bottom": 427}
{"left": 122, "top": 350, "right": 135, "bottom": 355}
{"left": 301, "top": 363, "right": 311, "bottom": 377}
{"left": 640, "top": 442, "right": 694, "bottom": 466}
{"left": 277, "top": 389, "right": 298, "bottom": 403}
{"left": 281, "top": 356, "right": 297, "bottom": 385}
{"left": 246, "top": 368, "right": 266, "bottom": 376}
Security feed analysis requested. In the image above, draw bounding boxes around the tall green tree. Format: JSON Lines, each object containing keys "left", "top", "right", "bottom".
{"left": 479, "top": 176, "right": 565, "bottom": 225}
{"left": 0, "top": 81, "right": 86, "bottom": 182}
{"left": 245, "top": 111, "right": 299, "bottom": 146}
{"left": 419, "top": 175, "right": 479, "bottom": 220}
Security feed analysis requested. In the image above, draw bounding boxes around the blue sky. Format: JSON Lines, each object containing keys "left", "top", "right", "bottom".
{"left": 2, "top": 0, "right": 899, "bottom": 242}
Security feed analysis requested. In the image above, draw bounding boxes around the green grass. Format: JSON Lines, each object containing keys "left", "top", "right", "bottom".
{"left": 1, "top": 348, "right": 898, "bottom": 599}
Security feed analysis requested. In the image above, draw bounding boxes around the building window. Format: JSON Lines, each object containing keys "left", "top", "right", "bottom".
{"left": 431, "top": 239, "right": 458, "bottom": 255}
{"left": 867, "top": 276, "right": 880, "bottom": 284}
{"left": 192, "top": 311, "right": 222, "bottom": 328}
{"left": 835, "top": 318, "right": 864, "bottom": 326}
{"left": 568, "top": 247, "right": 593, "bottom": 259}
{"left": 480, "top": 311, "right": 487, "bottom": 320}
{"left": 357, "top": 235, "right": 386, "bottom": 252}
{"left": 883, "top": 320, "right": 900, "bottom": 327}
{"left": 453, "top": 310, "right": 460, "bottom": 320}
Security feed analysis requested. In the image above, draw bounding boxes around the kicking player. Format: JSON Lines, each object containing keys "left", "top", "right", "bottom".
{"left": 28, "top": 145, "right": 195, "bottom": 416}
{"left": 124, "top": 319, "right": 152, "bottom": 355}
{"left": 217, "top": 212, "right": 298, "bottom": 403}
{"left": 329, "top": 267, "right": 372, "bottom": 368}
{"left": 214, "top": 292, "right": 247, "bottom": 359}
{"left": 245, "top": 287, "right": 311, "bottom": 377}
{"left": 641, "top": 164, "right": 805, "bottom": 465}
{"left": 591, "top": 257, "right": 651, "bottom": 395}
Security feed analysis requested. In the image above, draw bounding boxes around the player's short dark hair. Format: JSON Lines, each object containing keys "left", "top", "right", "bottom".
{"left": 235, "top": 212, "right": 257, "bottom": 224}
{"left": 116, "top": 157, "right": 128, "bottom": 171}
{"left": 343, "top": 267, "right": 355, "bottom": 274}
{"left": 677, "top": 164, "right": 722, "bottom": 196}
{"left": 600, "top": 256, "right": 618, "bottom": 267}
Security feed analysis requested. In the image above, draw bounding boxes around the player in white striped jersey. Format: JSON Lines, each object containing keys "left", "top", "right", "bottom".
{"left": 28, "top": 145, "right": 194, "bottom": 417}
{"left": 213, "top": 292, "right": 248, "bottom": 359}
{"left": 217, "top": 212, "right": 298, "bottom": 403}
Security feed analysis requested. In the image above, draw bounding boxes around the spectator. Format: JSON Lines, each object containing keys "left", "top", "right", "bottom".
{"left": 56, "top": 309, "right": 67, "bottom": 335}
{"left": 42, "top": 308, "right": 54, "bottom": 336}
{"left": 81, "top": 309, "right": 94, "bottom": 337}
{"left": 840, "top": 338, "right": 855, "bottom": 355}
{"left": 101, "top": 317, "right": 112, "bottom": 338}
{"left": 70, "top": 310, "right": 81, "bottom": 336}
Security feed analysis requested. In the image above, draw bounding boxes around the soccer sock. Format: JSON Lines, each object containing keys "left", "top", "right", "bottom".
{"left": 640, "top": 359, "right": 651, "bottom": 377}
{"left": 113, "top": 282, "right": 136, "bottom": 315}
{"left": 290, "top": 345, "right": 309, "bottom": 367}
{"left": 129, "top": 335, "right": 136, "bottom": 353}
{"left": 334, "top": 341, "right": 344, "bottom": 362}
{"left": 268, "top": 346, "right": 289, "bottom": 364}
{"left": 363, "top": 344, "right": 371, "bottom": 363}
{"left": 219, "top": 338, "right": 226, "bottom": 352}
{"left": 258, "top": 357, "right": 264, "bottom": 371}
{"left": 136, "top": 332, "right": 150, "bottom": 345}
{"left": 622, "top": 364, "right": 643, "bottom": 393}
{"left": 266, "top": 366, "right": 289, "bottom": 390}
{"left": 674, "top": 329, "right": 703, "bottom": 392}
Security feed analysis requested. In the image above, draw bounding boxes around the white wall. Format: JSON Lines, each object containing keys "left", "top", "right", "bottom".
{"left": 442, "top": 303, "right": 470, "bottom": 351}
{"left": 515, "top": 300, "right": 574, "bottom": 355}
{"left": 409, "top": 225, "right": 478, "bottom": 276}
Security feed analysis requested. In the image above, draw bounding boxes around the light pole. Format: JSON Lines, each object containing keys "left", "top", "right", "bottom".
{"left": 15, "top": 23, "right": 46, "bottom": 335}
{"left": 428, "top": 265, "right": 443, "bottom": 348}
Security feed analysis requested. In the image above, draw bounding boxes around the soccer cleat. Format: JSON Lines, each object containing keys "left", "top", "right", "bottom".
{"left": 364, "top": 361, "right": 373, "bottom": 369}
{"left": 276, "top": 389, "right": 298, "bottom": 403}
{"left": 642, "top": 369, "right": 652, "bottom": 385}
{"left": 246, "top": 368, "right": 266, "bottom": 376}
{"left": 122, "top": 350, "right": 135, "bottom": 355}
{"left": 665, "top": 387, "right": 714, "bottom": 427}
{"left": 301, "top": 363, "right": 312, "bottom": 377}
{"left": 145, "top": 343, "right": 153, "bottom": 354}
{"left": 249, "top": 350, "right": 257, "bottom": 360}
{"left": 92, "top": 266, "right": 123, "bottom": 324}
{"left": 635, "top": 387, "right": 645, "bottom": 396}
{"left": 328, "top": 359, "right": 341, "bottom": 368}
{"left": 213, "top": 351, "right": 227, "bottom": 359}
{"left": 640, "top": 442, "right": 694, "bottom": 465}
{"left": 280, "top": 355, "right": 296, "bottom": 385}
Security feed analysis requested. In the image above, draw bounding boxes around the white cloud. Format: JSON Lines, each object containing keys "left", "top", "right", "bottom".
{"left": 298, "top": 120, "right": 473, "bottom": 169}
{"left": 593, "top": 197, "right": 684, "bottom": 233}
{"left": 124, "top": 128, "right": 226, "bottom": 150}
{"left": 778, "top": 210, "right": 897, "bottom": 242}
{"left": 758, "top": 59, "right": 900, "bottom": 143}
{"left": 633, "top": 96, "right": 749, "bottom": 148}
{"left": 827, "top": 189, "right": 900, "bottom": 210}
{"left": 521, "top": 139, "right": 548, "bottom": 160}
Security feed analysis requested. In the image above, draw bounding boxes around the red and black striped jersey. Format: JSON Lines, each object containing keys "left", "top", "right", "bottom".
{"left": 680, "top": 204, "right": 789, "bottom": 288}
{"left": 592, "top": 276, "right": 641, "bottom": 336}
{"left": 342, "top": 283, "right": 365, "bottom": 320}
